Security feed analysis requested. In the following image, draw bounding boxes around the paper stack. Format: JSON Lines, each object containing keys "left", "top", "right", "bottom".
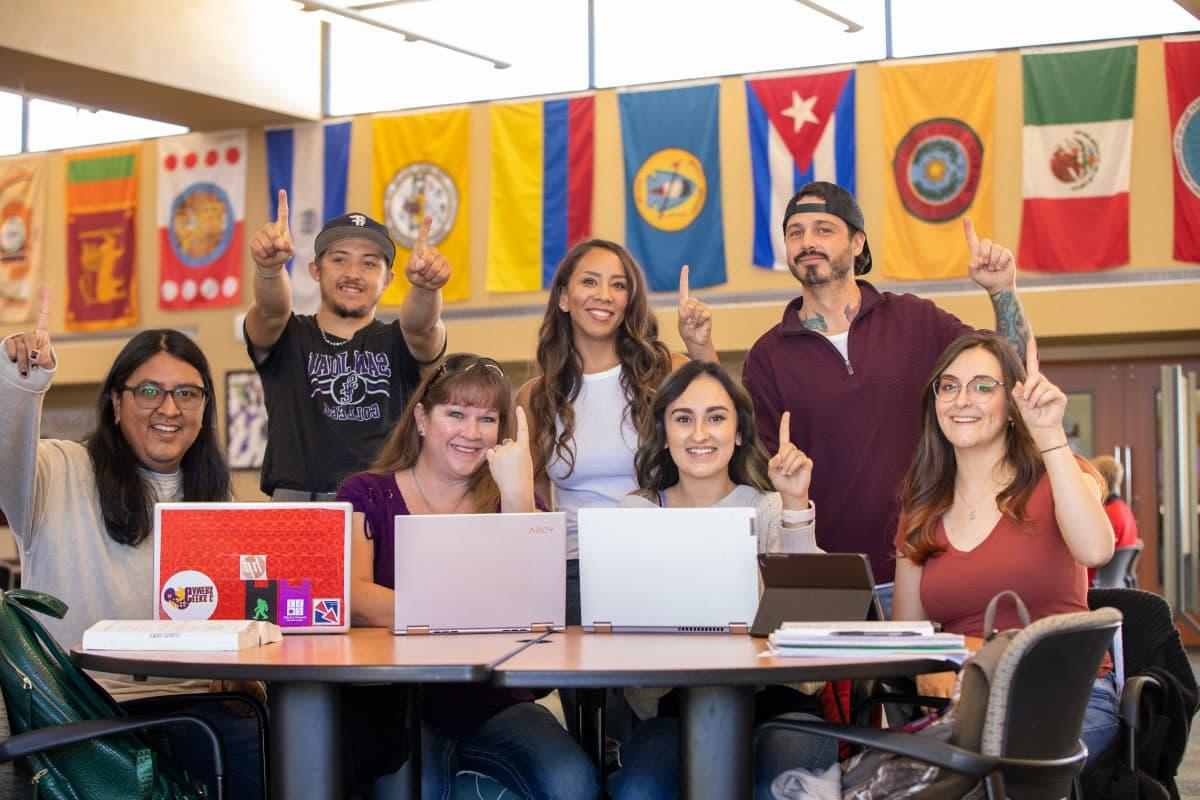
{"left": 767, "top": 620, "right": 969, "bottom": 662}
{"left": 82, "top": 620, "right": 283, "bottom": 651}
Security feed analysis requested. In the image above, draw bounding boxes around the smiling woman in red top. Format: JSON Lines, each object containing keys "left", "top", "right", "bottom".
{"left": 892, "top": 332, "right": 1118, "bottom": 765}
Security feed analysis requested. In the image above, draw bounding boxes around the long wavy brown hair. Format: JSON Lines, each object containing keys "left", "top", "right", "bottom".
{"left": 369, "top": 353, "right": 512, "bottom": 513}
{"left": 896, "top": 333, "right": 1043, "bottom": 565}
{"left": 633, "top": 360, "right": 773, "bottom": 500}
{"left": 528, "top": 239, "right": 673, "bottom": 480}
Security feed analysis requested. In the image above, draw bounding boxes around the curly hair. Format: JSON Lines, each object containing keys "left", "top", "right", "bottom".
{"left": 527, "top": 239, "right": 673, "bottom": 481}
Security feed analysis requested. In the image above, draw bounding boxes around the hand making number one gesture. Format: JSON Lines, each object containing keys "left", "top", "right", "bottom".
{"left": 405, "top": 215, "right": 451, "bottom": 292}
{"left": 4, "top": 284, "right": 54, "bottom": 377}
{"left": 963, "top": 216, "right": 1016, "bottom": 295}
{"left": 250, "top": 189, "right": 294, "bottom": 275}
{"left": 1012, "top": 338, "right": 1068, "bottom": 451}
{"left": 768, "top": 411, "right": 813, "bottom": 508}
{"left": 676, "top": 264, "right": 713, "bottom": 350}
{"left": 487, "top": 405, "right": 535, "bottom": 508}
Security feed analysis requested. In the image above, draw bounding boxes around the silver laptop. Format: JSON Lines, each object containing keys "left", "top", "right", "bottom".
{"left": 578, "top": 507, "right": 759, "bottom": 633}
{"left": 392, "top": 512, "right": 566, "bottom": 634}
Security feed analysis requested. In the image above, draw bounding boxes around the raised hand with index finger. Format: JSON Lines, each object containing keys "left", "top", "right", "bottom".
{"left": 4, "top": 284, "right": 55, "bottom": 377}
{"left": 249, "top": 189, "right": 294, "bottom": 274}
{"left": 405, "top": 216, "right": 451, "bottom": 292}
{"left": 1011, "top": 338, "right": 1068, "bottom": 450}
{"left": 487, "top": 406, "right": 536, "bottom": 511}
{"left": 768, "top": 411, "right": 813, "bottom": 508}
{"left": 676, "top": 264, "right": 713, "bottom": 350}
{"left": 963, "top": 216, "right": 1015, "bottom": 295}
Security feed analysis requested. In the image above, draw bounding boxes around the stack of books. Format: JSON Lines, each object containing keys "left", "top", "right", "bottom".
{"left": 766, "top": 620, "right": 969, "bottom": 662}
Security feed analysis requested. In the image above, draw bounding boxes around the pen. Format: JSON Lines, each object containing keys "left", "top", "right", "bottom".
{"left": 828, "top": 630, "right": 921, "bottom": 637}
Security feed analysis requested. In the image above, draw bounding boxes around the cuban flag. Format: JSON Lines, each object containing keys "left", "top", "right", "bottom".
{"left": 265, "top": 120, "right": 352, "bottom": 314}
{"left": 747, "top": 70, "right": 856, "bottom": 270}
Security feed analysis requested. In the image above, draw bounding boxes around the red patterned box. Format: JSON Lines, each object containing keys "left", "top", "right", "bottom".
{"left": 153, "top": 503, "right": 351, "bottom": 633}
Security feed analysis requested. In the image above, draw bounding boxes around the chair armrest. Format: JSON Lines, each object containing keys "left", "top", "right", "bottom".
{"left": 853, "top": 693, "right": 951, "bottom": 727}
{"left": 1119, "top": 675, "right": 1161, "bottom": 732}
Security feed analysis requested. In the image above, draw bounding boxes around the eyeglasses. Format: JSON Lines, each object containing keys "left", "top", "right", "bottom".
{"left": 122, "top": 382, "right": 207, "bottom": 411}
{"left": 933, "top": 376, "right": 1005, "bottom": 403}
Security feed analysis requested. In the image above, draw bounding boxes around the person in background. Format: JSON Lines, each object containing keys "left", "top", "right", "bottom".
{"left": 1088, "top": 454, "right": 1140, "bottom": 584}
{"left": 892, "top": 333, "right": 1117, "bottom": 765}
{"left": 0, "top": 287, "right": 261, "bottom": 797}
{"left": 338, "top": 353, "right": 598, "bottom": 800}
{"left": 611, "top": 360, "right": 833, "bottom": 800}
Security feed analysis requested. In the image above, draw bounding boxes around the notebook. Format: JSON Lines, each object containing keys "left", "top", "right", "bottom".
{"left": 750, "top": 552, "right": 884, "bottom": 637}
{"left": 577, "top": 506, "right": 759, "bottom": 633}
{"left": 153, "top": 502, "right": 352, "bottom": 633}
{"left": 392, "top": 512, "right": 567, "bottom": 634}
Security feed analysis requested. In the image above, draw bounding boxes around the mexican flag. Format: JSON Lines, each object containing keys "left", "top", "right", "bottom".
{"left": 1018, "top": 44, "right": 1137, "bottom": 272}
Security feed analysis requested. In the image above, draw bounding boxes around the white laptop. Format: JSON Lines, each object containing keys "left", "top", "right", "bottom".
{"left": 393, "top": 512, "right": 567, "bottom": 634}
{"left": 578, "top": 507, "right": 759, "bottom": 633}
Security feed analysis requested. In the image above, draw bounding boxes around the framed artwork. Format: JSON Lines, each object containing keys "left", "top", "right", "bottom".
{"left": 225, "top": 370, "right": 268, "bottom": 470}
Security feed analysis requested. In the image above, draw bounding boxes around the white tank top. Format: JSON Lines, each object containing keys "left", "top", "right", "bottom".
{"left": 546, "top": 364, "right": 639, "bottom": 559}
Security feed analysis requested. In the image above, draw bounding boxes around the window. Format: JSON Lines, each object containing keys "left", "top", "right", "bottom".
{"left": 26, "top": 98, "right": 186, "bottom": 153}
{"left": 0, "top": 91, "right": 21, "bottom": 156}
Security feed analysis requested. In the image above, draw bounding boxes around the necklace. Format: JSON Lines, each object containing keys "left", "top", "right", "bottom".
{"left": 316, "top": 320, "right": 350, "bottom": 348}
{"left": 410, "top": 467, "right": 470, "bottom": 514}
{"left": 956, "top": 481, "right": 1002, "bottom": 521}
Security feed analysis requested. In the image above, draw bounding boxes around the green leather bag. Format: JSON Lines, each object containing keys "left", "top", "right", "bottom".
{"left": 0, "top": 589, "right": 208, "bottom": 799}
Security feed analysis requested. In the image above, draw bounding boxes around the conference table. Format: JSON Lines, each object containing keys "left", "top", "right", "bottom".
{"left": 74, "top": 628, "right": 549, "bottom": 800}
{"left": 75, "top": 627, "right": 956, "bottom": 800}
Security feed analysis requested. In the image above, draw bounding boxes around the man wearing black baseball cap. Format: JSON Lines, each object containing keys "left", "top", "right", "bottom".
{"left": 742, "top": 181, "right": 1032, "bottom": 608}
{"left": 245, "top": 189, "right": 449, "bottom": 501}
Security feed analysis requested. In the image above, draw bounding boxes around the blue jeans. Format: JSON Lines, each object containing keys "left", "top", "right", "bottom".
{"left": 1081, "top": 672, "right": 1120, "bottom": 766}
{"left": 873, "top": 582, "right": 894, "bottom": 621}
{"left": 423, "top": 701, "right": 599, "bottom": 800}
{"left": 609, "top": 713, "right": 837, "bottom": 800}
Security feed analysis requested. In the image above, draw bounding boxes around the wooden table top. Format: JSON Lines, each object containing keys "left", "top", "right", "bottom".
{"left": 73, "top": 627, "right": 546, "bottom": 683}
{"left": 492, "top": 628, "right": 957, "bottom": 688}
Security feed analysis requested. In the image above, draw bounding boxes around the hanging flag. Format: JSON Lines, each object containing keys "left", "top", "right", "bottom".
{"left": 157, "top": 130, "right": 246, "bottom": 309}
{"left": 265, "top": 120, "right": 352, "bottom": 313}
{"left": 1019, "top": 44, "right": 1136, "bottom": 272}
{"left": 487, "top": 96, "right": 594, "bottom": 292}
{"left": 620, "top": 84, "right": 725, "bottom": 291}
{"left": 0, "top": 155, "right": 46, "bottom": 324}
{"left": 1166, "top": 38, "right": 1200, "bottom": 264}
{"left": 373, "top": 109, "right": 470, "bottom": 304}
{"left": 881, "top": 56, "right": 995, "bottom": 280}
{"left": 65, "top": 146, "right": 139, "bottom": 330}
{"left": 746, "top": 69, "right": 856, "bottom": 271}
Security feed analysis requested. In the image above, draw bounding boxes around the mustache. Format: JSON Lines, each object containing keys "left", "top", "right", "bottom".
{"left": 792, "top": 248, "right": 827, "bottom": 265}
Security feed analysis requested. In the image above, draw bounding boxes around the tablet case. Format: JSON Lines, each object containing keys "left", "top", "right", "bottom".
{"left": 750, "top": 552, "right": 883, "bottom": 637}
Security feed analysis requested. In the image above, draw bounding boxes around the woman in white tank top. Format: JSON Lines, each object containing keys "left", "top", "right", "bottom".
{"left": 515, "top": 240, "right": 716, "bottom": 625}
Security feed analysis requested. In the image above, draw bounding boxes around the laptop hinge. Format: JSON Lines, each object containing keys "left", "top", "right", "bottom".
{"left": 729, "top": 622, "right": 749, "bottom": 635}
{"left": 592, "top": 622, "right": 613, "bottom": 634}
{"left": 530, "top": 622, "right": 554, "bottom": 632}
{"left": 405, "top": 625, "right": 430, "bottom": 635}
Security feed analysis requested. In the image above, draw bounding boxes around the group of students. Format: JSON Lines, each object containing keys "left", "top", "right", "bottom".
{"left": 0, "top": 179, "right": 1123, "bottom": 799}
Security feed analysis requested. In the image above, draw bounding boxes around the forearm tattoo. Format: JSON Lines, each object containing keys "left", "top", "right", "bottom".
{"left": 800, "top": 311, "right": 828, "bottom": 332}
{"left": 990, "top": 288, "right": 1031, "bottom": 361}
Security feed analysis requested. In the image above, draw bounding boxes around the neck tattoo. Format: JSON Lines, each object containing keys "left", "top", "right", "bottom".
{"left": 410, "top": 467, "right": 470, "bottom": 514}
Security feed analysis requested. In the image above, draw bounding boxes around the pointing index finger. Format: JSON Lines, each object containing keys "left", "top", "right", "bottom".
{"left": 678, "top": 264, "right": 690, "bottom": 307}
{"left": 962, "top": 216, "right": 980, "bottom": 259}
{"left": 416, "top": 215, "right": 432, "bottom": 254}
{"left": 1026, "top": 336, "right": 1039, "bottom": 378}
{"left": 36, "top": 283, "right": 51, "bottom": 335}
{"left": 276, "top": 189, "right": 290, "bottom": 234}
{"left": 514, "top": 405, "right": 529, "bottom": 446}
{"left": 778, "top": 411, "right": 791, "bottom": 449}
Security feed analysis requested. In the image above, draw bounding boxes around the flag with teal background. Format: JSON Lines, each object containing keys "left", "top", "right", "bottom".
{"left": 619, "top": 84, "right": 725, "bottom": 291}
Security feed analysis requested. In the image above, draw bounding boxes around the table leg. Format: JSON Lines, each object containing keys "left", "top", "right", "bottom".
{"left": 269, "top": 682, "right": 342, "bottom": 800}
{"left": 680, "top": 685, "right": 755, "bottom": 800}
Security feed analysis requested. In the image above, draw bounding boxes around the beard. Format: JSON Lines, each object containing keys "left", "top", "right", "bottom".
{"left": 327, "top": 299, "right": 371, "bottom": 319}
{"left": 789, "top": 247, "right": 854, "bottom": 288}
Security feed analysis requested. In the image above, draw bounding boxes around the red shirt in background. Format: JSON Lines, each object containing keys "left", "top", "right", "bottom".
{"left": 1087, "top": 495, "right": 1139, "bottom": 583}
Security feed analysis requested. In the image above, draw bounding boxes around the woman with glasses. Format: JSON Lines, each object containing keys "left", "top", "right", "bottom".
{"left": 516, "top": 240, "right": 717, "bottom": 626}
{"left": 892, "top": 332, "right": 1118, "bottom": 764}
{"left": 0, "top": 295, "right": 265, "bottom": 797}
{"left": 336, "top": 353, "right": 598, "bottom": 800}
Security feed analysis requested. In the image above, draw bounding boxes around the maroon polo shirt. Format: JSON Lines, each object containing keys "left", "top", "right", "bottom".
{"left": 742, "top": 280, "right": 972, "bottom": 583}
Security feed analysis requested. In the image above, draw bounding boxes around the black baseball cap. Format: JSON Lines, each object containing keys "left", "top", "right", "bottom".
{"left": 782, "top": 181, "right": 872, "bottom": 275}
{"left": 314, "top": 212, "right": 396, "bottom": 266}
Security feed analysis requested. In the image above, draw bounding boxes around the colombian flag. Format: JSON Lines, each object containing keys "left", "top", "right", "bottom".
{"left": 487, "top": 97, "right": 594, "bottom": 292}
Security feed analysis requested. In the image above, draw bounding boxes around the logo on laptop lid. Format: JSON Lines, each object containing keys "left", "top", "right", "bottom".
{"left": 313, "top": 598, "right": 342, "bottom": 626}
{"left": 161, "top": 570, "right": 219, "bottom": 620}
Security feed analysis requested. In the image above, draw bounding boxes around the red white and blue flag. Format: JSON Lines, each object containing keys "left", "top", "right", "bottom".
{"left": 157, "top": 130, "right": 246, "bottom": 310}
{"left": 746, "top": 69, "right": 856, "bottom": 270}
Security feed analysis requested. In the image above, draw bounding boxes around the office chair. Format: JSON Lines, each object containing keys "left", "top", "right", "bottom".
{"left": 1092, "top": 542, "right": 1143, "bottom": 589}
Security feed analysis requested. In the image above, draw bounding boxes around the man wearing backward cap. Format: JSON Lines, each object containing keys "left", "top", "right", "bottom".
{"left": 742, "top": 181, "right": 1031, "bottom": 604}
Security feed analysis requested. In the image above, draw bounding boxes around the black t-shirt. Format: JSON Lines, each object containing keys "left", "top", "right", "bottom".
{"left": 248, "top": 314, "right": 425, "bottom": 495}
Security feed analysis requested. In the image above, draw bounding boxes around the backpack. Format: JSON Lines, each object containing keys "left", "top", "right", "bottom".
{"left": 0, "top": 589, "right": 209, "bottom": 799}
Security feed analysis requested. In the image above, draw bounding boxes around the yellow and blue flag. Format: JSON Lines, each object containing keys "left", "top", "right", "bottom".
{"left": 487, "top": 97, "right": 595, "bottom": 292}
{"left": 619, "top": 85, "right": 725, "bottom": 291}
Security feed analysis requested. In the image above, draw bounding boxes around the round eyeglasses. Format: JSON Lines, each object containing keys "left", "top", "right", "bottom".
{"left": 122, "top": 382, "right": 207, "bottom": 411}
{"left": 933, "top": 376, "right": 1005, "bottom": 403}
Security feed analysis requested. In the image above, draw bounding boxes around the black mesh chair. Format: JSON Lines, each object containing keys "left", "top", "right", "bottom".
{"left": 1092, "top": 542, "right": 1144, "bottom": 589}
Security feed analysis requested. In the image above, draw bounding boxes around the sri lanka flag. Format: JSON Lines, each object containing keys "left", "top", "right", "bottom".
{"left": 747, "top": 70, "right": 856, "bottom": 270}
{"left": 265, "top": 120, "right": 352, "bottom": 314}
{"left": 487, "top": 97, "right": 594, "bottom": 292}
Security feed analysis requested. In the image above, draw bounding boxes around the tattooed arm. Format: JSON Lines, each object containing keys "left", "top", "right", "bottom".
{"left": 989, "top": 288, "right": 1032, "bottom": 362}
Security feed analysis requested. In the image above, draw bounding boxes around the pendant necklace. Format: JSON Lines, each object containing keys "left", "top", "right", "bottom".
{"left": 410, "top": 467, "right": 470, "bottom": 514}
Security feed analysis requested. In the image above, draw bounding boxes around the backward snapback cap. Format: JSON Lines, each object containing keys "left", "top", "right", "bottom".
{"left": 782, "top": 181, "right": 872, "bottom": 275}
{"left": 314, "top": 212, "right": 397, "bottom": 265}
